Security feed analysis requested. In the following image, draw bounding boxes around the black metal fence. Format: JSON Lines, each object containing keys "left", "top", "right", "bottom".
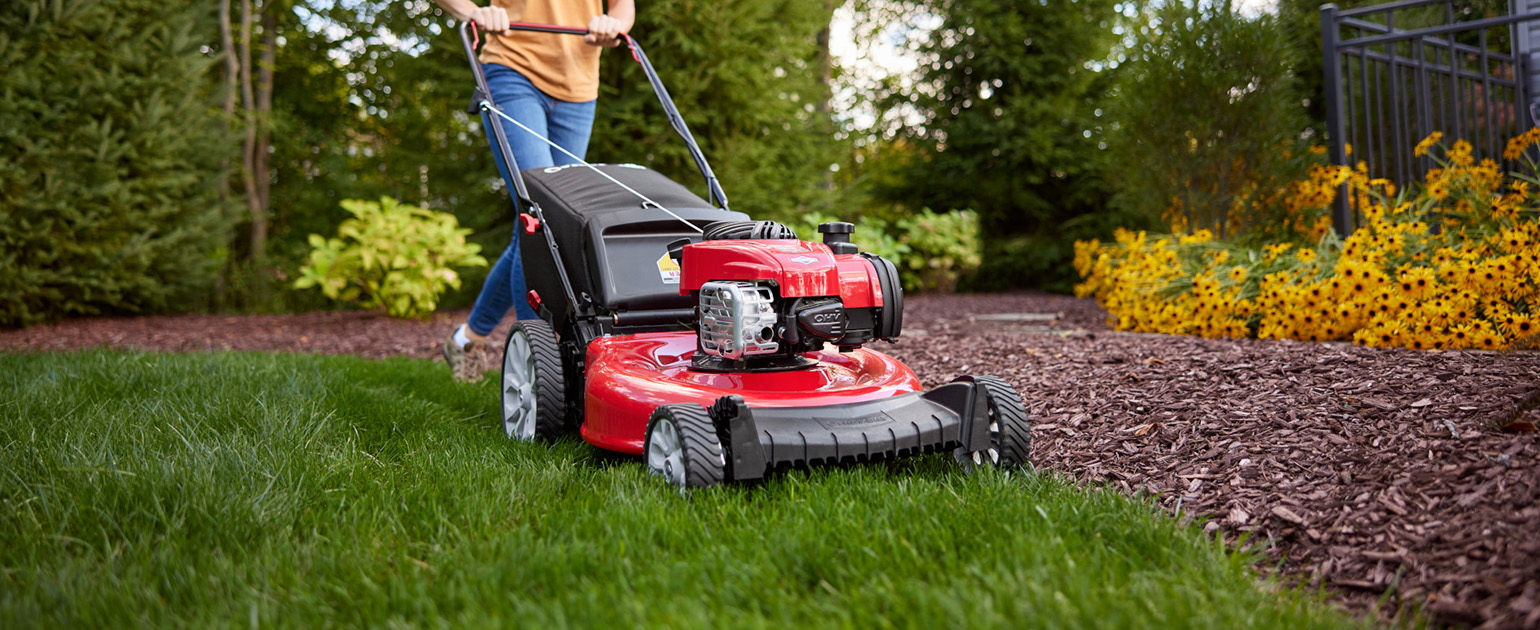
{"left": 1321, "top": 0, "right": 1538, "bottom": 234}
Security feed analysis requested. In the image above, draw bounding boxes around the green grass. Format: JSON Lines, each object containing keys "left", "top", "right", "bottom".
{"left": 0, "top": 350, "right": 1365, "bottom": 629}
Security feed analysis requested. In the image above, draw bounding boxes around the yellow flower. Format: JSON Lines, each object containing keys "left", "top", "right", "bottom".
{"left": 1504, "top": 127, "right": 1540, "bottom": 161}
{"left": 1448, "top": 323, "right": 1476, "bottom": 348}
{"left": 1450, "top": 139, "right": 1474, "bottom": 166}
{"left": 1428, "top": 182, "right": 1449, "bottom": 201}
{"left": 1414, "top": 131, "right": 1443, "bottom": 157}
{"left": 1507, "top": 313, "right": 1536, "bottom": 339}
{"left": 1472, "top": 329, "right": 1506, "bottom": 350}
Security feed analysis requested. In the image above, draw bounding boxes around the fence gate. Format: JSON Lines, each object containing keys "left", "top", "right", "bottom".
{"left": 1321, "top": 0, "right": 1540, "bottom": 235}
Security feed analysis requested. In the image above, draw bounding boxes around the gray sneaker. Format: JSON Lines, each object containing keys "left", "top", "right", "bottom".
{"left": 443, "top": 332, "right": 487, "bottom": 382}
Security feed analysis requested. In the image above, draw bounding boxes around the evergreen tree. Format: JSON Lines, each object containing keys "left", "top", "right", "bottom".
{"left": 0, "top": 0, "right": 236, "bottom": 326}
{"left": 873, "top": 0, "right": 1125, "bottom": 290}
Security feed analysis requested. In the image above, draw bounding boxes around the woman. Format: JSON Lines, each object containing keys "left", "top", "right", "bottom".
{"left": 433, "top": 0, "right": 636, "bottom": 381}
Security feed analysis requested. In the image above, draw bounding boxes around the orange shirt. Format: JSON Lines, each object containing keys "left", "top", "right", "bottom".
{"left": 478, "top": 0, "right": 605, "bottom": 102}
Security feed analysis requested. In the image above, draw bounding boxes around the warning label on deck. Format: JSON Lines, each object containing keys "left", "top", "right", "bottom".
{"left": 656, "top": 252, "right": 680, "bottom": 284}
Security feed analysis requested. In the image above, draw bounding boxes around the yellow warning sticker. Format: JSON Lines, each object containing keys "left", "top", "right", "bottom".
{"left": 656, "top": 252, "right": 680, "bottom": 284}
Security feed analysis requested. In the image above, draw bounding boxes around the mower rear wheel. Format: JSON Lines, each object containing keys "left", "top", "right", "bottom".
{"left": 644, "top": 404, "right": 727, "bottom": 489}
{"left": 954, "top": 376, "right": 1033, "bottom": 471}
{"left": 501, "top": 320, "right": 566, "bottom": 441}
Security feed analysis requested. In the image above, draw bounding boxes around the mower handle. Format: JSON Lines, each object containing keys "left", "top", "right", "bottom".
{"left": 471, "top": 21, "right": 590, "bottom": 42}
{"left": 457, "top": 21, "right": 731, "bottom": 211}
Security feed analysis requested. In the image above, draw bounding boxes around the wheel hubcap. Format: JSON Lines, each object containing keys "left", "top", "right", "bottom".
{"left": 646, "top": 417, "right": 686, "bottom": 487}
{"left": 502, "top": 331, "right": 538, "bottom": 440}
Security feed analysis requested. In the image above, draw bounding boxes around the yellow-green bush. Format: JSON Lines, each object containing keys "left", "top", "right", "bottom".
{"left": 295, "top": 197, "right": 487, "bottom": 319}
{"left": 1075, "top": 132, "right": 1540, "bottom": 350}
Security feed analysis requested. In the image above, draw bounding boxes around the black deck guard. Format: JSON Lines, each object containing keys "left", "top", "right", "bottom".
{"left": 707, "top": 380, "right": 991, "bottom": 481}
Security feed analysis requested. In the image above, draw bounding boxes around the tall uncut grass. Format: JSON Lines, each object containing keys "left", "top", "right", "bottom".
{"left": 1, "top": 351, "right": 1364, "bottom": 628}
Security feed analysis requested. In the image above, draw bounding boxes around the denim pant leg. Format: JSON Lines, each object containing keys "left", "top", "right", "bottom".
{"left": 543, "top": 96, "right": 597, "bottom": 166}
{"left": 466, "top": 65, "right": 598, "bottom": 336}
{"left": 482, "top": 64, "right": 556, "bottom": 175}
{"left": 466, "top": 67, "right": 551, "bottom": 335}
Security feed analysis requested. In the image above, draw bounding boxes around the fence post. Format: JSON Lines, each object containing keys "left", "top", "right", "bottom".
{"left": 1321, "top": 4, "right": 1355, "bottom": 236}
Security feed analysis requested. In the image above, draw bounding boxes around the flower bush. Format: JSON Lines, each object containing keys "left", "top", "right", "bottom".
{"left": 1074, "top": 132, "right": 1540, "bottom": 351}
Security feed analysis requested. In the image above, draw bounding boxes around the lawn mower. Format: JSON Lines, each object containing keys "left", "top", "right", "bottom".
{"left": 458, "top": 22, "right": 1032, "bottom": 489}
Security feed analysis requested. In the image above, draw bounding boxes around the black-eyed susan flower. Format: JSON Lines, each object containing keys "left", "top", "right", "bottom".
{"left": 1414, "top": 131, "right": 1444, "bottom": 157}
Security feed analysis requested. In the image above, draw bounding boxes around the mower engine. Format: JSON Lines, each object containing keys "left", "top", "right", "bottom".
{"left": 676, "top": 221, "right": 903, "bottom": 372}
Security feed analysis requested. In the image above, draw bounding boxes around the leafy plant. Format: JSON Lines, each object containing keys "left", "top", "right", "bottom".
{"left": 295, "top": 197, "right": 487, "bottom": 318}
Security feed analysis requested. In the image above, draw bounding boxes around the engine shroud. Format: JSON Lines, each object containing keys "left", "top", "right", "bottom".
{"left": 697, "top": 281, "right": 781, "bottom": 359}
{"left": 680, "top": 238, "right": 902, "bottom": 372}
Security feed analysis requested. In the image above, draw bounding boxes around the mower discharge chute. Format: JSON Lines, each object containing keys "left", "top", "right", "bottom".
{"left": 459, "top": 22, "right": 1032, "bottom": 489}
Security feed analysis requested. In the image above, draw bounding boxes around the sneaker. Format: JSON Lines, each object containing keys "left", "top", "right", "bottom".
{"left": 443, "top": 332, "right": 487, "bottom": 382}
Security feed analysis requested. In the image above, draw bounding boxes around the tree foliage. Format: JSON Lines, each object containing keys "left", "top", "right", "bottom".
{"left": 866, "top": 0, "right": 1128, "bottom": 291}
{"left": 0, "top": 0, "right": 236, "bottom": 326}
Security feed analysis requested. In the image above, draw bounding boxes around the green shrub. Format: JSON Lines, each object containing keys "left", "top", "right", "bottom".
{"left": 0, "top": 0, "right": 236, "bottom": 326}
{"left": 295, "top": 197, "right": 487, "bottom": 319}
{"left": 895, "top": 209, "right": 983, "bottom": 293}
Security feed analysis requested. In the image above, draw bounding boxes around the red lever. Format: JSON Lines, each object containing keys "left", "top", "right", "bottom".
{"left": 519, "top": 213, "right": 541, "bottom": 235}
{"left": 526, "top": 290, "right": 542, "bottom": 313}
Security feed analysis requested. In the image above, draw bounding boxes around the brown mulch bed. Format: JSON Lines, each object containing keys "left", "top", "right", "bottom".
{"left": 5, "top": 291, "right": 1539, "bottom": 628}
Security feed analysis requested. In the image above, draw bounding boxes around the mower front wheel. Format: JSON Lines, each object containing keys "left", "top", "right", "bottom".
{"left": 644, "top": 404, "right": 727, "bottom": 489}
{"left": 954, "top": 376, "right": 1033, "bottom": 471}
{"left": 501, "top": 320, "right": 567, "bottom": 441}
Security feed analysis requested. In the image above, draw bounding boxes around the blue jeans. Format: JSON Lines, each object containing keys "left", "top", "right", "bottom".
{"left": 467, "top": 64, "right": 598, "bottom": 337}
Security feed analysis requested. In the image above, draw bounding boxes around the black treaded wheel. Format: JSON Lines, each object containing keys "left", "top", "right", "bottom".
{"left": 500, "top": 320, "right": 567, "bottom": 441}
{"left": 953, "top": 375, "right": 1033, "bottom": 471}
{"left": 644, "top": 404, "right": 727, "bottom": 489}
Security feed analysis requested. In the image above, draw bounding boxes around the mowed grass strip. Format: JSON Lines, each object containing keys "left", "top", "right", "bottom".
{"left": 1, "top": 350, "right": 1363, "bottom": 629}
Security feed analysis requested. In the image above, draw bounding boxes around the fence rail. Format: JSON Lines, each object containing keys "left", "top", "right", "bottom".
{"left": 1321, "top": 0, "right": 1537, "bottom": 235}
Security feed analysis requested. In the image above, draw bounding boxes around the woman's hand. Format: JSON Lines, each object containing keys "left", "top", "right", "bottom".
{"left": 468, "top": 5, "right": 510, "bottom": 32}
{"left": 584, "top": 14, "right": 625, "bottom": 47}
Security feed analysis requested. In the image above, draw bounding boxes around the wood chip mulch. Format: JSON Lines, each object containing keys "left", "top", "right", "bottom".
{"left": 4, "top": 291, "right": 1538, "bottom": 628}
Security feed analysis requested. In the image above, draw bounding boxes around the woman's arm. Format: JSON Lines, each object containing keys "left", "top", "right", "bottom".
{"left": 433, "top": 0, "right": 510, "bottom": 32}
{"left": 585, "top": 0, "right": 635, "bottom": 47}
